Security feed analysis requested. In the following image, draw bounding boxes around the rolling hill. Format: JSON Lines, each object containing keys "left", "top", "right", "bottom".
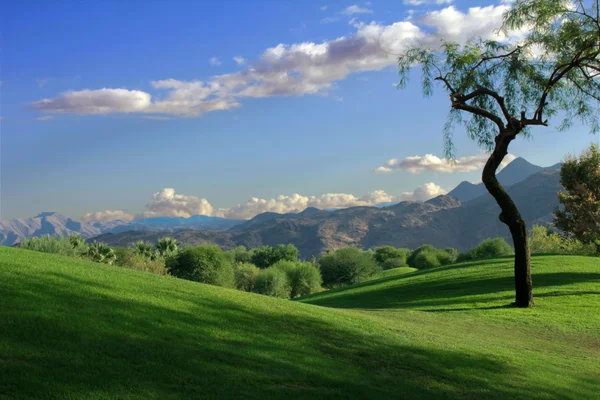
{"left": 1, "top": 247, "right": 598, "bottom": 399}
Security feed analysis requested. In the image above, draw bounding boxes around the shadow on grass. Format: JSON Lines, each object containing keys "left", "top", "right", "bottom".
{"left": 1, "top": 269, "right": 595, "bottom": 400}
{"left": 299, "top": 259, "right": 600, "bottom": 310}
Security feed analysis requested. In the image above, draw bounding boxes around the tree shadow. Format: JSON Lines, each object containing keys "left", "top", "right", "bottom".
{"left": 300, "top": 262, "right": 600, "bottom": 310}
{"left": 2, "top": 269, "right": 596, "bottom": 400}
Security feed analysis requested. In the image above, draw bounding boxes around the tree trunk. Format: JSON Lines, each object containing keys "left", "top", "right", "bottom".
{"left": 482, "top": 132, "right": 534, "bottom": 308}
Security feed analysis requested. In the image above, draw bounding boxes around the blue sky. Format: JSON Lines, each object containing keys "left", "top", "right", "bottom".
{"left": 1, "top": 0, "right": 597, "bottom": 221}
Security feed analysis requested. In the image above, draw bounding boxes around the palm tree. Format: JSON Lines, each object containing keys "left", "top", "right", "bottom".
{"left": 132, "top": 240, "right": 157, "bottom": 259}
{"left": 156, "top": 237, "right": 179, "bottom": 257}
{"left": 87, "top": 242, "right": 117, "bottom": 265}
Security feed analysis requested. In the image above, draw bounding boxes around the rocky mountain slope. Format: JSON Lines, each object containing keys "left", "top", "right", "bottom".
{"left": 94, "top": 168, "right": 562, "bottom": 257}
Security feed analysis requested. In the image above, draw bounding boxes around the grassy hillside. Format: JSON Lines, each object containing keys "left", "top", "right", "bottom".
{"left": 1, "top": 247, "right": 599, "bottom": 399}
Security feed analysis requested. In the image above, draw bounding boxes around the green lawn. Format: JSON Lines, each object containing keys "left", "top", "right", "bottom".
{"left": 1, "top": 247, "right": 599, "bottom": 399}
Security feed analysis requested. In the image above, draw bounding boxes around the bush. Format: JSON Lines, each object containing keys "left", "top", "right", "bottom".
{"left": 254, "top": 267, "right": 291, "bottom": 298}
{"left": 529, "top": 225, "right": 597, "bottom": 256}
{"left": 86, "top": 242, "right": 117, "bottom": 265}
{"left": 166, "top": 245, "right": 234, "bottom": 288}
{"left": 373, "top": 246, "right": 410, "bottom": 266}
{"left": 412, "top": 251, "right": 442, "bottom": 269}
{"left": 116, "top": 248, "right": 168, "bottom": 275}
{"left": 406, "top": 244, "right": 437, "bottom": 268}
{"left": 233, "top": 262, "right": 260, "bottom": 292}
{"left": 250, "top": 244, "right": 299, "bottom": 269}
{"left": 381, "top": 257, "right": 408, "bottom": 270}
{"left": 443, "top": 248, "right": 459, "bottom": 263}
{"left": 229, "top": 246, "right": 252, "bottom": 264}
{"left": 319, "top": 247, "right": 381, "bottom": 287}
{"left": 20, "top": 235, "right": 80, "bottom": 257}
{"left": 272, "top": 260, "right": 322, "bottom": 298}
{"left": 469, "top": 238, "right": 514, "bottom": 260}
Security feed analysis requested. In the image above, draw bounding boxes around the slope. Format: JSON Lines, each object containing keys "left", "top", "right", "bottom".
{"left": 1, "top": 247, "right": 599, "bottom": 399}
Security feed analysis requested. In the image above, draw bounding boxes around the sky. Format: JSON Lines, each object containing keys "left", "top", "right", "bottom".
{"left": 1, "top": 0, "right": 598, "bottom": 221}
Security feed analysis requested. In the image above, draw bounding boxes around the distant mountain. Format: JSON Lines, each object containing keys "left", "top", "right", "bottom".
{"left": 0, "top": 213, "right": 243, "bottom": 246}
{"left": 96, "top": 168, "right": 562, "bottom": 257}
{"left": 448, "top": 157, "right": 557, "bottom": 202}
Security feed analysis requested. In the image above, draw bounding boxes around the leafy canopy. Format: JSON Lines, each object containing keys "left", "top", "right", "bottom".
{"left": 397, "top": 0, "right": 599, "bottom": 158}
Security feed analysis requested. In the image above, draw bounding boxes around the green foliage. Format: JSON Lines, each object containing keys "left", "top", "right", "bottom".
{"left": 406, "top": 244, "right": 437, "bottom": 268}
{"left": 68, "top": 234, "right": 87, "bottom": 252}
{"left": 115, "top": 248, "right": 168, "bottom": 275}
{"left": 319, "top": 247, "right": 381, "bottom": 287}
{"left": 463, "top": 238, "right": 514, "bottom": 261}
{"left": 233, "top": 262, "right": 260, "bottom": 292}
{"left": 253, "top": 267, "right": 291, "bottom": 298}
{"left": 381, "top": 257, "right": 408, "bottom": 270}
{"left": 530, "top": 225, "right": 597, "bottom": 256}
{"left": 555, "top": 144, "right": 600, "bottom": 248}
{"left": 166, "top": 245, "right": 234, "bottom": 288}
{"left": 443, "top": 248, "right": 459, "bottom": 263}
{"left": 19, "top": 235, "right": 79, "bottom": 257}
{"left": 397, "top": 0, "right": 600, "bottom": 157}
{"left": 373, "top": 246, "right": 410, "bottom": 266}
{"left": 412, "top": 251, "right": 442, "bottom": 269}
{"left": 229, "top": 246, "right": 251, "bottom": 264}
{"left": 132, "top": 241, "right": 157, "bottom": 260}
{"left": 155, "top": 237, "right": 179, "bottom": 258}
{"left": 272, "top": 260, "right": 322, "bottom": 298}
{"left": 250, "top": 244, "right": 299, "bottom": 269}
{"left": 86, "top": 242, "right": 117, "bottom": 265}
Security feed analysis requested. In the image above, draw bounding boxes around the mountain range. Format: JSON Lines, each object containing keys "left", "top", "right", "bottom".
{"left": 1, "top": 157, "right": 563, "bottom": 256}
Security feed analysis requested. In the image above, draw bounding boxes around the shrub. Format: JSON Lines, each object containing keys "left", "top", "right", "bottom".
{"left": 229, "top": 246, "right": 252, "bottom": 264}
{"left": 166, "top": 245, "right": 234, "bottom": 288}
{"left": 86, "top": 242, "right": 117, "bottom": 265}
{"left": 381, "top": 257, "right": 408, "bottom": 270}
{"left": 469, "top": 238, "right": 514, "bottom": 260}
{"left": 254, "top": 267, "right": 291, "bottom": 298}
{"left": 530, "top": 225, "right": 597, "bottom": 256}
{"left": 406, "top": 244, "right": 437, "bottom": 268}
{"left": 272, "top": 260, "right": 322, "bottom": 298}
{"left": 116, "top": 248, "right": 167, "bottom": 275}
{"left": 250, "top": 244, "right": 299, "bottom": 269}
{"left": 412, "top": 251, "right": 442, "bottom": 269}
{"left": 20, "top": 235, "right": 80, "bottom": 257}
{"left": 319, "top": 247, "right": 381, "bottom": 287}
{"left": 233, "top": 262, "right": 260, "bottom": 292}
{"left": 373, "top": 246, "right": 410, "bottom": 266}
{"left": 443, "top": 248, "right": 459, "bottom": 263}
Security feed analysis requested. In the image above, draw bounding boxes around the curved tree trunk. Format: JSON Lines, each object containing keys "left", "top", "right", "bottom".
{"left": 482, "top": 132, "right": 534, "bottom": 308}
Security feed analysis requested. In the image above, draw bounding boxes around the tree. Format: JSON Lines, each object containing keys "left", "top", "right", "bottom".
{"left": 250, "top": 244, "right": 299, "bottom": 269}
{"left": 132, "top": 240, "right": 156, "bottom": 259}
{"left": 166, "top": 245, "right": 234, "bottom": 288}
{"left": 373, "top": 246, "right": 410, "bottom": 266}
{"left": 86, "top": 242, "right": 117, "bottom": 265}
{"left": 318, "top": 247, "right": 381, "bottom": 287}
{"left": 555, "top": 144, "right": 600, "bottom": 251}
{"left": 155, "top": 237, "right": 179, "bottom": 258}
{"left": 396, "top": 0, "right": 599, "bottom": 307}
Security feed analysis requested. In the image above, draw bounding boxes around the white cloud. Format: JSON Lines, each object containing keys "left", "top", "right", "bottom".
{"left": 31, "top": 88, "right": 152, "bottom": 115}
{"left": 233, "top": 56, "right": 246, "bottom": 65}
{"left": 36, "top": 116, "right": 55, "bottom": 121}
{"left": 320, "top": 16, "right": 339, "bottom": 23}
{"left": 320, "top": 5, "right": 328, "bottom": 11}
{"left": 341, "top": 5, "right": 373, "bottom": 15}
{"left": 36, "top": 78, "right": 49, "bottom": 88}
{"left": 81, "top": 210, "right": 135, "bottom": 223}
{"left": 375, "top": 153, "right": 517, "bottom": 174}
{"left": 31, "top": 5, "right": 514, "bottom": 118}
{"left": 135, "top": 188, "right": 216, "bottom": 219}
{"left": 141, "top": 116, "right": 171, "bottom": 120}
{"left": 91, "top": 185, "right": 450, "bottom": 222}
{"left": 209, "top": 57, "right": 222, "bottom": 66}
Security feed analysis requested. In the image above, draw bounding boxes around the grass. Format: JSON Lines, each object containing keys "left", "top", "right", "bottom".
{"left": 1, "top": 247, "right": 599, "bottom": 399}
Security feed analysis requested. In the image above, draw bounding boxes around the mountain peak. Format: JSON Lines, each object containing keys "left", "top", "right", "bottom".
{"left": 35, "top": 212, "right": 59, "bottom": 218}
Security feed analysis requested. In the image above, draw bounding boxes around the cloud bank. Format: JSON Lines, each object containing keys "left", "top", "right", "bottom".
{"left": 32, "top": 4, "right": 513, "bottom": 118}
{"left": 375, "top": 153, "right": 517, "bottom": 173}
{"left": 82, "top": 183, "right": 448, "bottom": 222}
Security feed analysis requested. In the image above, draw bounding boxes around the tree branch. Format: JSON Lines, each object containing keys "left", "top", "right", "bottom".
{"left": 452, "top": 102, "right": 505, "bottom": 130}
{"left": 455, "top": 87, "right": 512, "bottom": 122}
